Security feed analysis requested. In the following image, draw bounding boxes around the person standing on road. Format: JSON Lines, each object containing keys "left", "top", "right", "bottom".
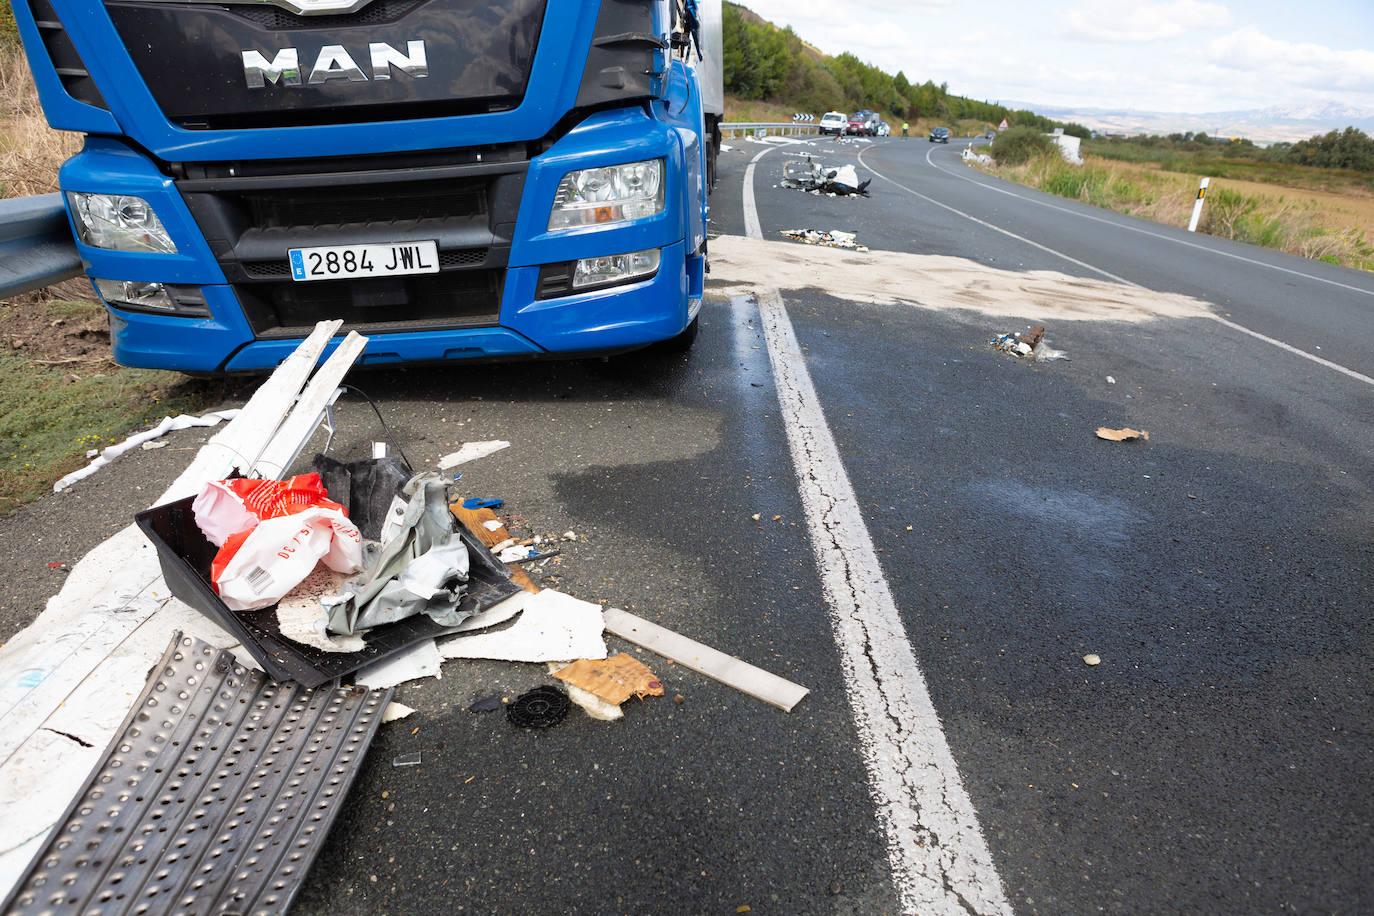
{"left": 902, "top": 122, "right": 909, "bottom": 137}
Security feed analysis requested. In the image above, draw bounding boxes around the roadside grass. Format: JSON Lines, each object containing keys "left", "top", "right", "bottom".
{"left": 981, "top": 149, "right": 1374, "bottom": 272}
{"left": 1, "top": 46, "right": 226, "bottom": 515}
{"left": 0, "top": 302, "right": 221, "bottom": 515}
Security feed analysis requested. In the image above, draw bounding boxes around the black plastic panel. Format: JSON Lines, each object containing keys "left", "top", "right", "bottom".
{"left": 135, "top": 495, "right": 521, "bottom": 687}
{"left": 104, "top": 0, "right": 547, "bottom": 128}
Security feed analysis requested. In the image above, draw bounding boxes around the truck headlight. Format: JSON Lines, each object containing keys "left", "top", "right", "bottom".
{"left": 548, "top": 159, "right": 664, "bottom": 231}
{"left": 66, "top": 192, "right": 178, "bottom": 254}
{"left": 93, "top": 279, "right": 209, "bottom": 317}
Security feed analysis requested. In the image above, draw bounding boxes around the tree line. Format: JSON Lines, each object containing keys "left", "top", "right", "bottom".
{"left": 722, "top": 2, "right": 1085, "bottom": 133}
{"left": 1093, "top": 128, "right": 1374, "bottom": 173}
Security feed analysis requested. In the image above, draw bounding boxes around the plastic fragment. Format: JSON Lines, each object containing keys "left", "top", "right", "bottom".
{"left": 468, "top": 694, "right": 504, "bottom": 713}
{"left": 506, "top": 685, "right": 570, "bottom": 728}
{"left": 392, "top": 752, "right": 423, "bottom": 767}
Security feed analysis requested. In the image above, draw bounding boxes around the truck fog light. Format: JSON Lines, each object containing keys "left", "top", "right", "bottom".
{"left": 67, "top": 192, "right": 178, "bottom": 253}
{"left": 535, "top": 248, "right": 662, "bottom": 299}
{"left": 548, "top": 159, "right": 664, "bottom": 230}
{"left": 93, "top": 279, "right": 209, "bottom": 317}
{"left": 573, "top": 248, "right": 660, "bottom": 289}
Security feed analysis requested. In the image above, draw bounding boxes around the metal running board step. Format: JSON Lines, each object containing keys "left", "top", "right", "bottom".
{"left": 2, "top": 634, "right": 392, "bottom": 916}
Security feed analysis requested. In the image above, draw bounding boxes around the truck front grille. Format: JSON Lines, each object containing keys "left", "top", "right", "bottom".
{"left": 175, "top": 153, "right": 527, "bottom": 338}
{"left": 235, "top": 272, "right": 503, "bottom": 339}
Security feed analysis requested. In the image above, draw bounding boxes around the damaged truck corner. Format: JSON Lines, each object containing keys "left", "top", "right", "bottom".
{"left": 14, "top": 0, "right": 724, "bottom": 373}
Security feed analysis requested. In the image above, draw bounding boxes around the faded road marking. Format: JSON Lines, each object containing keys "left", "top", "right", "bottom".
{"left": 751, "top": 287, "right": 1012, "bottom": 915}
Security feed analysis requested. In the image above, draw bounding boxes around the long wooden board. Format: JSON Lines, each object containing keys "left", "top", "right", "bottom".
{"left": 601, "top": 609, "right": 808, "bottom": 712}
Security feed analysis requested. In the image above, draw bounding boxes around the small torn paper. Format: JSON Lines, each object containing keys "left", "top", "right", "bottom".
{"left": 356, "top": 639, "right": 443, "bottom": 689}
{"left": 437, "top": 589, "right": 606, "bottom": 662}
{"left": 53, "top": 408, "right": 241, "bottom": 492}
{"left": 437, "top": 440, "right": 510, "bottom": 469}
{"left": 554, "top": 653, "right": 664, "bottom": 705}
{"left": 1096, "top": 427, "right": 1149, "bottom": 442}
{"left": 779, "top": 228, "right": 868, "bottom": 251}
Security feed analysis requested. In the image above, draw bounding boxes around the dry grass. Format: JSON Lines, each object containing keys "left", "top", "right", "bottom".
{"left": 983, "top": 151, "right": 1374, "bottom": 271}
{"left": 0, "top": 49, "right": 82, "bottom": 196}
{"left": 1, "top": 47, "right": 93, "bottom": 305}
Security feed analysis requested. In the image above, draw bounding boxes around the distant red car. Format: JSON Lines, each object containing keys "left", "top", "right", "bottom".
{"left": 846, "top": 117, "right": 867, "bottom": 136}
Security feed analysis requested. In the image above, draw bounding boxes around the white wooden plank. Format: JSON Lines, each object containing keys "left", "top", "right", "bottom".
{"left": 601, "top": 608, "right": 809, "bottom": 712}
{"left": 160, "top": 318, "right": 342, "bottom": 502}
{"left": 252, "top": 330, "right": 367, "bottom": 480}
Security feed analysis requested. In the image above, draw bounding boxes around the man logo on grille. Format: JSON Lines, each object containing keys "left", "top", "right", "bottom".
{"left": 242, "top": 41, "right": 429, "bottom": 89}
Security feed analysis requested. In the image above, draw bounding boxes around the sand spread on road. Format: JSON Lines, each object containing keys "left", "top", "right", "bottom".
{"left": 709, "top": 235, "right": 1215, "bottom": 323}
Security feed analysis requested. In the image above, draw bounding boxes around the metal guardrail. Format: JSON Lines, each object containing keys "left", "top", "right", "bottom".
{"left": 0, "top": 193, "right": 82, "bottom": 299}
{"left": 719, "top": 122, "right": 820, "bottom": 138}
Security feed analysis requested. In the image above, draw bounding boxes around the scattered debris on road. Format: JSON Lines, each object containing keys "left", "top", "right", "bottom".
{"left": 1095, "top": 427, "right": 1150, "bottom": 442}
{"left": 52, "top": 408, "right": 240, "bottom": 492}
{"left": 780, "top": 155, "right": 871, "bottom": 196}
{"left": 780, "top": 228, "right": 869, "bottom": 251}
{"left": 989, "top": 325, "right": 1067, "bottom": 361}
{"left": 1083, "top": 654, "right": 1102, "bottom": 666}
{"left": 962, "top": 145, "right": 992, "bottom": 165}
{"left": 2, "top": 318, "right": 813, "bottom": 911}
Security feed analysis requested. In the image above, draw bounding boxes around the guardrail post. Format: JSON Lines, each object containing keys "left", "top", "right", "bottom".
{"left": 1188, "top": 177, "right": 1210, "bottom": 232}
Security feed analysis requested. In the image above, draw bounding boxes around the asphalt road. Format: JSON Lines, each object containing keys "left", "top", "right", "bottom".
{"left": 2, "top": 135, "right": 1370, "bottom": 914}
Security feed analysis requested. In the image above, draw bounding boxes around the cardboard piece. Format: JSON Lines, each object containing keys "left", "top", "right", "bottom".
{"left": 553, "top": 653, "right": 664, "bottom": 706}
{"left": 452, "top": 504, "right": 541, "bottom": 593}
{"left": 1095, "top": 427, "right": 1149, "bottom": 442}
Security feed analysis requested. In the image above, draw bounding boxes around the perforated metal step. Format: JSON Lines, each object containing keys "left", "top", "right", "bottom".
{"left": 3, "top": 633, "right": 393, "bottom": 916}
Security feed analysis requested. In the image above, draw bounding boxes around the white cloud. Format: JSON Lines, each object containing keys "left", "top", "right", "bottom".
{"left": 1207, "top": 26, "right": 1374, "bottom": 93}
{"left": 1061, "top": 0, "right": 1233, "bottom": 43}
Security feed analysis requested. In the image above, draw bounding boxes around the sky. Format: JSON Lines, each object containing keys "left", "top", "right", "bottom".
{"left": 732, "top": 0, "right": 1374, "bottom": 115}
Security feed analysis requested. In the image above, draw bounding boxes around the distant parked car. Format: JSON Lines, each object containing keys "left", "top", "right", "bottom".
{"left": 929, "top": 126, "right": 950, "bottom": 143}
{"left": 877, "top": 121, "right": 891, "bottom": 136}
{"left": 819, "top": 111, "right": 848, "bottom": 135}
{"left": 846, "top": 115, "right": 867, "bottom": 136}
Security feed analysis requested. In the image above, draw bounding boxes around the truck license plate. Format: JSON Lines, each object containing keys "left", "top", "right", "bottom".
{"left": 288, "top": 240, "right": 440, "bottom": 281}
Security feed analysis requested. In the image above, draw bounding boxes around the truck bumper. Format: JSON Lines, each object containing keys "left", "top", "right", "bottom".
{"left": 63, "top": 106, "right": 702, "bottom": 374}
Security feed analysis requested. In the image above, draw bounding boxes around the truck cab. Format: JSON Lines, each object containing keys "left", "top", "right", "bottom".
{"left": 15, "top": 0, "right": 723, "bottom": 372}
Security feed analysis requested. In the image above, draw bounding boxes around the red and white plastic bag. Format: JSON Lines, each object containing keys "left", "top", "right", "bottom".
{"left": 210, "top": 506, "right": 363, "bottom": 612}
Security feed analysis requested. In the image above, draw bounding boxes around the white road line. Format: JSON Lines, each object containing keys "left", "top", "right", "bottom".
{"left": 742, "top": 146, "right": 774, "bottom": 240}
{"left": 857, "top": 148, "right": 1374, "bottom": 388}
{"left": 1212, "top": 315, "right": 1374, "bottom": 386}
{"left": 751, "top": 287, "right": 1011, "bottom": 915}
{"left": 858, "top": 152, "right": 1134, "bottom": 284}
{"left": 914, "top": 145, "right": 1374, "bottom": 299}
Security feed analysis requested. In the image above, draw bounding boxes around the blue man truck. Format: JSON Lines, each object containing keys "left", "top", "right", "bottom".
{"left": 14, "top": 0, "right": 724, "bottom": 372}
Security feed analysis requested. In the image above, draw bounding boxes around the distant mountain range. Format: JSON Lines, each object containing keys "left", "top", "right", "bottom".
{"left": 1005, "top": 100, "right": 1374, "bottom": 144}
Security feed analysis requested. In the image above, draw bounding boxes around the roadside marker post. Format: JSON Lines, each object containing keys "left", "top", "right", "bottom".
{"left": 1188, "top": 176, "right": 1210, "bottom": 232}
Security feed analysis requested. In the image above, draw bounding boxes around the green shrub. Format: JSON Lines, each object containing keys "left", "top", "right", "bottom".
{"left": 991, "top": 127, "right": 1056, "bottom": 165}
{"left": 1, "top": 3, "right": 19, "bottom": 49}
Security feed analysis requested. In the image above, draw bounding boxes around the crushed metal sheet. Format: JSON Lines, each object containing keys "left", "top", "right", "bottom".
{"left": 780, "top": 228, "right": 868, "bottom": 251}
{"left": 1096, "top": 427, "right": 1150, "bottom": 442}
{"left": 0, "top": 632, "right": 392, "bottom": 916}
